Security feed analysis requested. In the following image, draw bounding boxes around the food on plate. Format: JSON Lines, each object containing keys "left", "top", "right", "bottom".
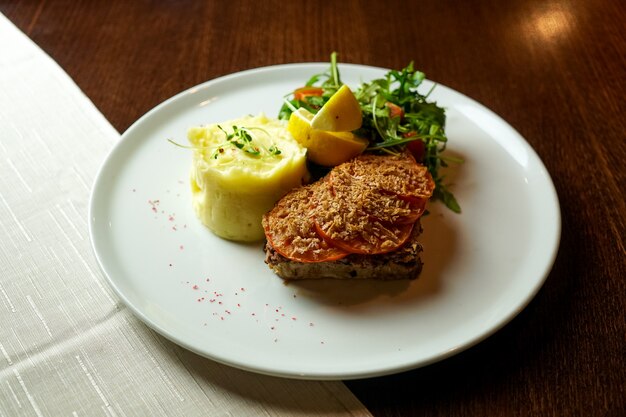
{"left": 261, "top": 53, "right": 461, "bottom": 279}
{"left": 287, "top": 108, "right": 368, "bottom": 166}
{"left": 264, "top": 222, "right": 425, "bottom": 280}
{"left": 262, "top": 152, "right": 434, "bottom": 280}
{"left": 279, "top": 52, "right": 461, "bottom": 213}
{"left": 309, "top": 84, "right": 362, "bottom": 131}
{"left": 188, "top": 113, "right": 308, "bottom": 242}
{"left": 174, "top": 53, "right": 459, "bottom": 280}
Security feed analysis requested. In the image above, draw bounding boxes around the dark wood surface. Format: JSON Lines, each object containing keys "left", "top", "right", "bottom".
{"left": 2, "top": 0, "right": 624, "bottom": 415}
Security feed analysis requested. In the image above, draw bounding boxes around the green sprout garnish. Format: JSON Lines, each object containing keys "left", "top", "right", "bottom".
{"left": 168, "top": 125, "right": 281, "bottom": 160}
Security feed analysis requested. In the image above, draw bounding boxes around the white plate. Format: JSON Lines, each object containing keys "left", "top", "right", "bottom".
{"left": 89, "top": 63, "right": 560, "bottom": 380}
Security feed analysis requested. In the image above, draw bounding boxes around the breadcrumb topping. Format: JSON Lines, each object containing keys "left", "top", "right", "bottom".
{"left": 262, "top": 183, "right": 346, "bottom": 261}
{"left": 263, "top": 152, "right": 433, "bottom": 260}
{"left": 334, "top": 152, "right": 435, "bottom": 199}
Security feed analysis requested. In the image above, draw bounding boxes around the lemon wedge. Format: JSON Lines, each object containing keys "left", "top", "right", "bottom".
{"left": 310, "top": 84, "right": 362, "bottom": 131}
{"left": 288, "top": 108, "right": 368, "bottom": 166}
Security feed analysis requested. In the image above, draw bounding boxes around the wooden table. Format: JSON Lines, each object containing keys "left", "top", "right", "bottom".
{"left": 2, "top": 1, "right": 624, "bottom": 415}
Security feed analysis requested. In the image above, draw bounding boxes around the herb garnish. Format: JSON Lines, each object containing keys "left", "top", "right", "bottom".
{"left": 278, "top": 52, "right": 461, "bottom": 213}
{"left": 278, "top": 53, "right": 342, "bottom": 120}
{"left": 268, "top": 145, "right": 282, "bottom": 156}
{"left": 215, "top": 125, "right": 260, "bottom": 158}
{"left": 168, "top": 125, "right": 282, "bottom": 159}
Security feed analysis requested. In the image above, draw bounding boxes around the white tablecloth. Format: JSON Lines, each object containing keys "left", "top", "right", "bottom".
{"left": 0, "top": 13, "right": 370, "bottom": 417}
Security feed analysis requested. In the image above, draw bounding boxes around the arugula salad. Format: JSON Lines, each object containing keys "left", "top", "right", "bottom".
{"left": 278, "top": 53, "right": 461, "bottom": 213}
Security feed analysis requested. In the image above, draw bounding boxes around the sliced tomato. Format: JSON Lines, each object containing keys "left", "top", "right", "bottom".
{"left": 386, "top": 197, "right": 427, "bottom": 224}
{"left": 405, "top": 136, "right": 426, "bottom": 162}
{"left": 294, "top": 87, "right": 324, "bottom": 101}
{"left": 262, "top": 183, "right": 349, "bottom": 263}
{"left": 332, "top": 152, "right": 435, "bottom": 200}
{"left": 264, "top": 154, "right": 430, "bottom": 262}
{"left": 329, "top": 179, "right": 426, "bottom": 225}
{"left": 264, "top": 224, "right": 349, "bottom": 263}
{"left": 379, "top": 153, "right": 434, "bottom": 200}
{"left": 385, "top": 102, "right": 404, "bottom": 119}
{"left": 314, "top": 219, "right": 413, "bottom": 255}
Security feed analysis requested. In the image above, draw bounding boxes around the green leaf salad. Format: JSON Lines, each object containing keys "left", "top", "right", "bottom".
{"left": 278, "top": 52, "right": 461, "bottom": 213}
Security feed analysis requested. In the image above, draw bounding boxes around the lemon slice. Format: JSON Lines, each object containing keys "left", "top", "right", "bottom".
{"left": 288, "top": 108, "right": 368, "bottom": 166}
{"left": 310, "top": 84, "right": 362, "bottom": 132}
{"left": 286, "top": 108, "right": 314, "bottom": 146}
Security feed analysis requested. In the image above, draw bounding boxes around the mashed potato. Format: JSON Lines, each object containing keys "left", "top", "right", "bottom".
{"left": 188, "top": 113, "right": 308, "bottom": 241}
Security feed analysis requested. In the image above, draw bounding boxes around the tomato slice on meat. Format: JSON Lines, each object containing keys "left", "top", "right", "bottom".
{"left": 314, "top": 219, "right": 414, "bottom": 255}
{"left": 329, "top": 157, "right": 430, "bottom": 225}
{"left": 333, "top": 152, "right": 435, "bottom": 201}
{"left": 264, "top": 223, "right": 349, "bottom": 263}
{"left": 262, "top": 183, "right": 349, "bottom": 263}
{"left": 390, "top": 197, "right": 427, "bottom": 224}
{"left": 264, "top": 153, "right": 432, "bottom": 262}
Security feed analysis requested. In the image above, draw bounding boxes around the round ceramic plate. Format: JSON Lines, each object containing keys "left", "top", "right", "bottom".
{"left": 89, "top": 63, "right": 560, "bottom": 380}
